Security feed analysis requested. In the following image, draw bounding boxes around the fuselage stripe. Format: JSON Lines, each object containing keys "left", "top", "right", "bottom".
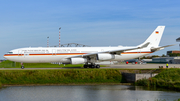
{"left": 4, "top": 52, "right": 152, "bottom": 57}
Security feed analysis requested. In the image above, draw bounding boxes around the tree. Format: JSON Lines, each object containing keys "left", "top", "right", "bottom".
{"left": 162, "top": 54, "right": 166, "bottom": 57}
{"left": 169, "top": 53, "right": 180, "bottom": 57}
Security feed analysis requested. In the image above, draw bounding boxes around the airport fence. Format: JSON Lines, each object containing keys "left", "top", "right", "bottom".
{"left": 0, "top": 61, "right": 16, "bottom": 68}
{"left": 0, "top": 60, "right": 85, "bottom": 68}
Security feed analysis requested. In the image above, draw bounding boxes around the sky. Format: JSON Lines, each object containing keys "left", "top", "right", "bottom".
{"left": 1, "top": 0, "right": 180, "bottom": 59}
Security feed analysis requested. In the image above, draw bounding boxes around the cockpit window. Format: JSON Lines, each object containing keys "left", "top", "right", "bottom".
{"left": 7, "top": 52, "right": 13, "bottom": 54}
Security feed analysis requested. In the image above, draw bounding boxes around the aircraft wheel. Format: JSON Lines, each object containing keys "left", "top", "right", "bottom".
{"left": 89, "top": 65, "right": 92, "bottom": 68}
{"left": 91, "top": 65, "right": 95, "bottom": 68}
{"left": 21, "top": 66, "right": 24, "bottom": 69}
{"left": 84, "top": 65, "right": 88, "bottom": 68}
{"left": 96, "top": 64, "right": 100, "bottom": 68}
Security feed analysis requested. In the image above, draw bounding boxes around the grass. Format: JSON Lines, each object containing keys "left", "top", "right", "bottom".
{"left": 0, "top": 60, "right": 106, "bottom": 68}
{"left": 0, "top": 60, "right": 80, "bottom": 68}
{"left": 0, "top": 69, "right": 122, "bottom": 85}
{"left": 135, "top": 68, "right": 180, "bottom": 91}
{"left": 0, "top": 60, "right": 16, "bottom": 68}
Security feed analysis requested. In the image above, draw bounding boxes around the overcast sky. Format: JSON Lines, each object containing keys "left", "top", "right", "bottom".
{"left": 1, "top": 0, "right": 180, "bottom": 59}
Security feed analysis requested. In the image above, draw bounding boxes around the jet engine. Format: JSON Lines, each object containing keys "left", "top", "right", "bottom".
{"left": 71, "top": 58, "right": 87, "bottom": 64}
{"left": 97, "top": 53, "right": 115, "bottom": 60}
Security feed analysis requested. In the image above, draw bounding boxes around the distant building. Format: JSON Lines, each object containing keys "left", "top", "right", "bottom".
{"left": 167, "top": 50, "right": 180, "bottom": 55}
{"left": 152, "top": 57, "right": 180, "bottom": 64}
{"left": 142, "top": 59, "right": 152, "bottom": 62}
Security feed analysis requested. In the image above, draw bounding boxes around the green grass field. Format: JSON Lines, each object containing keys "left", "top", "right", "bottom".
{"left": 0, "top": 60, "right": 106, "bottom": 68}
{"left": 0, "top": 60, "right": 79, "bottom": 68}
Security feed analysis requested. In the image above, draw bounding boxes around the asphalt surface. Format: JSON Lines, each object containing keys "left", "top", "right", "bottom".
{"left": 0, "top": 64, "right": 180, "bottom": 70}
{"left": 106, "top": 64, "right": 180, "bottom": 69}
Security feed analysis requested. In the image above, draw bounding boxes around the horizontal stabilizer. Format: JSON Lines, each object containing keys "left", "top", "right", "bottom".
{"left": 151, "top": 44, "right": 176, "bottom": 52}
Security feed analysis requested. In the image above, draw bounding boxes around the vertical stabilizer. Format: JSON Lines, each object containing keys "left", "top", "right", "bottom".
{"left": 138, "top": 26, "right": 165, "bottom": 48}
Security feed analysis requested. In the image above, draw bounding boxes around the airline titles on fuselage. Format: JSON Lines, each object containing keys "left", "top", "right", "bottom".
{"left": 22, "top": 49, "right": 78, "bottom": 53}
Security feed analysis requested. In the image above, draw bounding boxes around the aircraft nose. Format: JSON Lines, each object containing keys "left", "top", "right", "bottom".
{"left": 3, "top": 54, "right": 8, "bottom": 59}
{"left": 3, "top": 54, "right": 12, "bottom": 60}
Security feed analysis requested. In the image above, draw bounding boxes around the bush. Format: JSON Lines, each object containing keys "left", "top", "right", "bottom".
{"left": 0, "top": 82, "right": 2, "bottom": 88}
{"left": 135, "top": 68, "right": 180, "bottom": 91}
{"left": 0, "top": 69, "right": 122, "bottom": 85}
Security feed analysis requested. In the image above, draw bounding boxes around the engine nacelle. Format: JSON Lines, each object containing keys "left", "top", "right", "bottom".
{"left": 71, "top": 58, "right": 87, "bottom": 64}
{"left": 61, "top": 59, "right": 71, "bottom": 64}
{"left": 97, "top": 53, "right": 115, "bottom": 60}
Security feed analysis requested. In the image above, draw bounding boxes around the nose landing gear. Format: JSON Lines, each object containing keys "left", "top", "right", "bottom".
{"left": 21, "top": 63, "right": 24, "bottom": 69}
{"left": 21, "top": 66, "right": 24, "bottom": 69}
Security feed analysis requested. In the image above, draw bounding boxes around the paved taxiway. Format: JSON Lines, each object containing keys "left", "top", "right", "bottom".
{"left": 0, "top": 64, "right": 180, "bottom": 70}
{"left": 106, "top": 64, "right": 180, "bottom": 69}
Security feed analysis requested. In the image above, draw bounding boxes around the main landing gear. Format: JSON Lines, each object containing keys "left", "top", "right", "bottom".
{"left": 83, "top": 63, "right": 100, "bottom": 68}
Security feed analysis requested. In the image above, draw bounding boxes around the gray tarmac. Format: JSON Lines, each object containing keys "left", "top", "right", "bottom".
{"left": 0, "top": 64, "right": 180, "bottom": 70}
{"left": 106, "top": 64, "right": 180, "bottom": 69}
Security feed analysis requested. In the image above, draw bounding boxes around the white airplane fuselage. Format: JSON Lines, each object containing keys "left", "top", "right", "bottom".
{"left": 4, "top": 46, "right": 152, "bottom": 63}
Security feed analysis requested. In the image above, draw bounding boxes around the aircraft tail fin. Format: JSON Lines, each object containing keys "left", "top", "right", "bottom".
{"left": 138, "top": 26, "right": 165, "bottom": 48}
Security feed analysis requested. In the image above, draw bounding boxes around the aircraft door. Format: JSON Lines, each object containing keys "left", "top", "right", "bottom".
{"left": 18, "top": 50, "right": 23, "bottom": 57}
{"left": 138, "top": 49, "right": 142, "bottom": 54}
{"left": 52, "top": 49, "right": 56, "bottom": 56}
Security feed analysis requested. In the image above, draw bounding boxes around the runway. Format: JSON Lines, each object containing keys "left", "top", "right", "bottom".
{"left": 0, "top": 64, "right": 180, "bottom": 70}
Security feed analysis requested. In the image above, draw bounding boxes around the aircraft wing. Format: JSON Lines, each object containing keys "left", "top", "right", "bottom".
{"left": 105, "top": 42, "right": 150, "bottom": 54}
{"left": 68, "top": 42, "right": 150, "bottom": 58}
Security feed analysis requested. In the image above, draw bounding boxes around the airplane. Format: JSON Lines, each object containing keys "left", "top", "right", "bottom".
{"left": 4, "top": 26, "right": 173, "bottom": 69}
